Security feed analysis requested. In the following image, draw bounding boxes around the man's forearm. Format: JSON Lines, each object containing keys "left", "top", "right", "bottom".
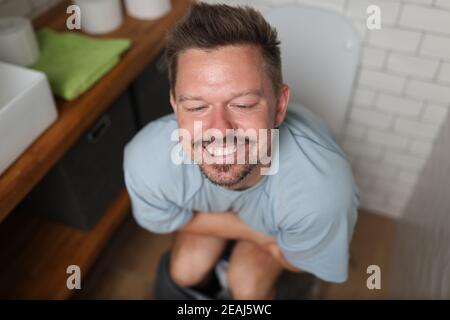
{"left": 178, "top": 210, "right": 303, "bottom": 273}
{"left": 178, "top": 210, "right": 276, "bottom": 246}
{"left": 265, "top": 242, "right": 304, "bottom": 273}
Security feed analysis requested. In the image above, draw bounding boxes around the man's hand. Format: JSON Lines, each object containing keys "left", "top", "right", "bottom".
{"left": 253, "top": 234, "right": 304, "bottom": 273}
{"left": 263, "top": 242, "right": 304, "bottom": 273}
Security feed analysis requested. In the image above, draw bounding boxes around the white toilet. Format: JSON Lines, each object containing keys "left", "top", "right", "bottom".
{"left": 264, "top": 5, "right": 361, "bottom": 137}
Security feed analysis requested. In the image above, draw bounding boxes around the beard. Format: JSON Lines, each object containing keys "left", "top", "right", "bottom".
{"left": 198, "top": 162, "right": 257, "bottom": 188}
{"left": 187, "top": 130, "right": 272, "bottom": 189}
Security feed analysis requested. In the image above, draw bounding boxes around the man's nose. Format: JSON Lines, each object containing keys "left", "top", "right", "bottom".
{"left": 207, "top": 107, "right": 233, "bottom": 137}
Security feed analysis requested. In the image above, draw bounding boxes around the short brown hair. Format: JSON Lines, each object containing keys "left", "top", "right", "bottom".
{"left": 165, "top": 2, "right": 282, "bottom": 94}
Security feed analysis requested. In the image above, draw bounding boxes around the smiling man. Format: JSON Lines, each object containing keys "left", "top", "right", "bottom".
{"left": 123, "top": 2, "right": 359, "bottom": 300}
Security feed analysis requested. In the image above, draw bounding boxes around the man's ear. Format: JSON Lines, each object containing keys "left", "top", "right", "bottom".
{"left": 170, "top": 90, "right": 177, "bottom": 114}
{"left": 274, "top": 84, "right": 290, "bottom": 127}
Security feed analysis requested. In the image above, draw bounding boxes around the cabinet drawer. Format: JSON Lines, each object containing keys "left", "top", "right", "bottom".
{"left": 18, "top": 91, "right": 137, "bottom": 229}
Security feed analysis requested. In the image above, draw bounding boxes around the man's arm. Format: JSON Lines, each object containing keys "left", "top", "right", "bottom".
{"left": 264, "top": 242, "right": 304, "bottom": 273}
{"left": 178, "top": 211, "right": 303, "bottom": 273}
{"left": 178, "top": 210, "right": 274, "bottom": 247}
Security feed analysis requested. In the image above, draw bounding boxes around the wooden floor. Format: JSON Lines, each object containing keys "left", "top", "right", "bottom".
{"left": 319, "top": 210, "right": 396, "bottom": 299}
{"left": 74, "top": 210, "right": 396, "bottom": 300}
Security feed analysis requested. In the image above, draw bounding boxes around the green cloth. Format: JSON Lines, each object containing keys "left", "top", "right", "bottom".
{"left": 32, "top": 28, "right": 131, "bottom": 101}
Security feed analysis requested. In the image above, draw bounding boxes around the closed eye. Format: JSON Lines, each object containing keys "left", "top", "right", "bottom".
{"left": 231, "top": 103, "right": 257, "bottom": 109}
{"left": 186, "top": 105, "right": 207, "bottom": 112}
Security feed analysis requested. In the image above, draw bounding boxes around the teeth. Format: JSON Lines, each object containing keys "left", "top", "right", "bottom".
{"left": 206, "top": 145, "right": 237, "bottom": 157}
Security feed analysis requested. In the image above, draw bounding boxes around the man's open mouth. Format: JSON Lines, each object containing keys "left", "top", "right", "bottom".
{"left": 205, "top": 144, "right": 237, "bottom": 157}
{"left": 199, "top": 140, "right": 250, "bottom": 164}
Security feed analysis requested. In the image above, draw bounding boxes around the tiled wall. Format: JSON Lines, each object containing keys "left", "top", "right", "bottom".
{"left": 389, "top": 100, "right": 450, "bottom": 298}
{"left": 203, "top": 0, "right": 450, "bottom": 219}
{"left": 2, "top": 0, "right": 449, "bottom": 219}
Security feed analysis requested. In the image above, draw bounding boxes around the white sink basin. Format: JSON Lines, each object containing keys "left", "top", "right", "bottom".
{"left": 0, "top": 62, "right": 58, "bottom": 176}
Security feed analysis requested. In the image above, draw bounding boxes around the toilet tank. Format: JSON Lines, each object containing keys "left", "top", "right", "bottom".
{"left": 264, "top": 6, "right": 361, "bottom": 136}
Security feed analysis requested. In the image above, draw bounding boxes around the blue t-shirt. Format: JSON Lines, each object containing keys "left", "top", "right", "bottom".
{"left": 123, "top": 103, "right": 360, "bottom": 283}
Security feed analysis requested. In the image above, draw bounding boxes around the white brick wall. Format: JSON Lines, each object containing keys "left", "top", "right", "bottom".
{"left": 387, "top": 53, "right": 439, "bottom": 79}
{"left": 422, "top": 103, "right": 448, "bottom": 124}
{"left": 399, "top": 5, "right": 450, "bottom": 36}
{"left": 406, "top": 80, "right": 450, "bottom": 103}
{"left": 368, "top": 27, "right": 422, "bottom": 53}
{"left": 3, "top": 0, "right": 448, "bottom": 219}
{"left": 347, "top": 0, "right": 401, "bottom": 25}
{"left": 410, "top": 140, "right": 433, "bottom": 157}
{"left": 362, "top": 47, "right": 387, "bottom": 68}
{"left": 367, "top": 129, "right": 409, "bottom": 151}
{"left": 375, "top": 93, "right": 423, "bottom": 117}
{"left": 435, "top": 0, "right": 450, "bottom": 10}
{"left": 350, "top": 107, "right": 393, "bottom": 130}
{"left": 438, "top": 63, "right": 450, "bottom": 83}
{"left": 420, "top": 34, "right": 450, "bottom": 59}
{"left": 358, "top": 68, "right": 406, "bottom": 93}
{"left": 394, "top": 118, "right": 440, "bottom": 139}
{"left": 353, "top": 87, "right": 377, "bottom": 107}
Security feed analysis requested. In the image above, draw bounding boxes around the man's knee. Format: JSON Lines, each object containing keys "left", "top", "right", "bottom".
{"left": 169, "top": 233, "right": 227, "bottom": 288}
{"left": 228, "top": 270, "right": 276, "bottom": 300}
{"left": 227, "top": 241, "right": 282, "bottom": 300}
{"left": 228, "top": 273, "right": 257, "bottom": 299}
{"left": 169, "top": 247, "right": 213, "bottom": 287}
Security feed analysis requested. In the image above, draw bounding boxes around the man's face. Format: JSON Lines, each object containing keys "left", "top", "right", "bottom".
{"left": 170, "top": 45, "right": 289, "bottom": 189}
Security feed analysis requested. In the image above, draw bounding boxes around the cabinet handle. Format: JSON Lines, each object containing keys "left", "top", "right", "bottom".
{"left": 87, "top": 114, "right": 112, "bottom": 143}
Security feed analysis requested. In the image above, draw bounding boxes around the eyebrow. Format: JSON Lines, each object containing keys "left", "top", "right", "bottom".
{"left": 177, "top": 89, "right": 262, "bottom": 103}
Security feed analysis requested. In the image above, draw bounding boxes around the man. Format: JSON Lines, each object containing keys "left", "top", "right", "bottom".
{"left": 124, "top": 2, "right": 359, "bottom": 300}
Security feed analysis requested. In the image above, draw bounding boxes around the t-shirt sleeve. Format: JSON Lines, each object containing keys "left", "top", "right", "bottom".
{"left": 275, "top": 169, "right": 359, "bottom": 283}
{"left": 123, "top": 120, "right": 194, "bottom": 234}
{"left": 277, "top": 202, "right": 357, "bottom": 283}
{"left": 124, "top": 167, "right": 193, "bottom": 234}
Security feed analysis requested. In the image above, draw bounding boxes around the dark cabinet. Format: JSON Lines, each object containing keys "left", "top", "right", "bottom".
{"left": 129, "top": 49, "right": 174, "bottom": 128}
{"left": 18, "top": 91, "right": 137, "bottom": 230}
{"left": 17, "top": 50, "right": 173, "bottom": 230}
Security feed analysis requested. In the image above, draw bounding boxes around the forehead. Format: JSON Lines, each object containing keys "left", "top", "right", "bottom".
{"left": 175, "top": 45, "right": 269, "bottom": 99}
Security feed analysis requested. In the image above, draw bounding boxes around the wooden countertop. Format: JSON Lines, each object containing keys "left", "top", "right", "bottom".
{"left": 0, "top": 0, "right": 191, "bottom": 223}
{"left": 0, "top": 0, "right": 190, "bottom": 299}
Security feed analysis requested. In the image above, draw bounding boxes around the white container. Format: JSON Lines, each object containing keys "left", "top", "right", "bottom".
{"left": 0, "top": 17, "right": 40, "bottom": 67}
{"left": 124, "top": 0, "right": 171, "bottom": 20}
{"left": 0, "top": 62, "right": 58, "bottom": 176}
{"left": 73, "top": 0, "right": 123, "bottom": 34}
